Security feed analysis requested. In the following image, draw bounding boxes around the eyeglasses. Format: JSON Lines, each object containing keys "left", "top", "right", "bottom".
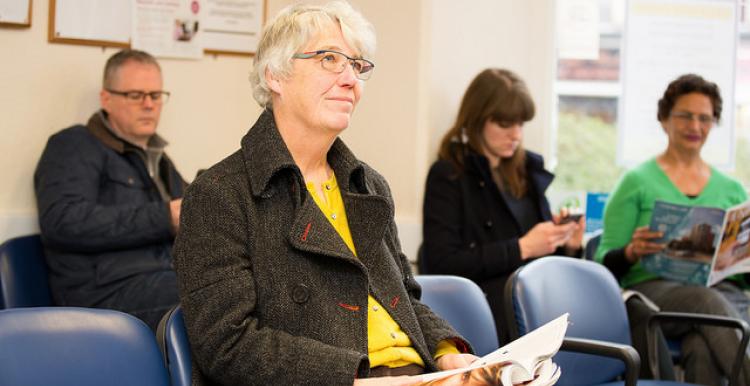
{"left": 670, "top": 111, "right": 716, "bottom": 126}
{"left": 292, "top": 50, "right": 375, "bottom": 80}
{"left": 106, "top": 89, "right": 171, "bottom": 104}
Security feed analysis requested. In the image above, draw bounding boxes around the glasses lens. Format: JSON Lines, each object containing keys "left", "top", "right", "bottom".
{"left": 320, "top": 52, "right": 347, "bottom": 72}
{"left": 356, "top": 61, "right": 374, "bottom": 80}
{"left": 148, "top": 91, "right": 170, "bottom": 104}
{"left": 126, "top": 92, "right": 145, "bottom": 102}
{"left": 673, "top": 112, "right": 714, "bottom": 125}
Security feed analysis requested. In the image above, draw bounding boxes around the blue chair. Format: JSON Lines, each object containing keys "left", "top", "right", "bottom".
{"left": 0, "top": 234, "right": 52, "bottom": 309}
{"left": 157, "top": 305, "right": 192, "bottom": 386}
{"left": 416, "top": 275, "right": 499, "bottom": 356}
{"left": 0, "top": 307, "right": 170, "bottom": 386}
{"left": 505, "top": 257, "right": 747, "bottom": 386}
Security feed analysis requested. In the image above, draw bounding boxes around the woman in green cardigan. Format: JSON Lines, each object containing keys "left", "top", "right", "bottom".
{"left": 596, "top": 73, "right": 750, "bottom": 386}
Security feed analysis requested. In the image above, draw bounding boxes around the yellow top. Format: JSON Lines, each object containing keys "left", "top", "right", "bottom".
{"left": 306, "top": 173, "right": 458, "bottom": 368}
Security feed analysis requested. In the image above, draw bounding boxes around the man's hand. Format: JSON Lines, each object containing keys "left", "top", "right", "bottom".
{"left": 169, "top": 198, "right": 183, "bottom": 233}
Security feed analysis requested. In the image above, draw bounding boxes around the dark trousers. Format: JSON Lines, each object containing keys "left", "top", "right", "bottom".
{"left": 97, "top": 270, "right": 179, "bottom": 331}
{"left": 626, "top": 295, "right": 676, "bottom": 380}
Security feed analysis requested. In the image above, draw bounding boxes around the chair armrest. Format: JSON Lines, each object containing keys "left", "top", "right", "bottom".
{"left": 562, "top": 337, "right": 640, "bottom": 386}
{"left": 647, "top": 311, "right": 750, "bottom": 386}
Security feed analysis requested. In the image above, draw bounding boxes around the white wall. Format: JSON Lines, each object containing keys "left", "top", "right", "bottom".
{"left": 0, "top": 0, "right": 556, "bottom": 261}
{"left": 426, "top": 0, "right": 556, "bottom": 163}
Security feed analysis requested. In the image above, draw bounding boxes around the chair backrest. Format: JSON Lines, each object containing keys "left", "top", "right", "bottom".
{"left": 505, "top": 257, "right": 632, "bottom": 386}
{"left": 0, "top": 307, "right": 170, "bottom": 386}
{"left": 416, "top": 275, "right": 499, "bottom": 356}
{"left": 0, "top": 234, "right": 52, "bottom": 309}
{"left": 157, "top": 305, "right": 192, "bottom": 386}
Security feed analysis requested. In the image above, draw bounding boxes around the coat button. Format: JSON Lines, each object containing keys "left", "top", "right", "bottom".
{"left": 478, "top": 181, "right": 485, "bottom": 188}
{"left": 485, "top": 220, "right": 493, "bottom": 228}
{"left": 469, "top": 242, "right": 477, "bottom": 249}
{"left": 127, "top": 177, "right": 135, "bottom": 185}
{"left": 291, "top": 284, "right": 310, "bottom": 304}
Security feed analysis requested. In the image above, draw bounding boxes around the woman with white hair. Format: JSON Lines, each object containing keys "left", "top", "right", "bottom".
{"left": 173, "top": 2, "right": 476, "bottom": 385}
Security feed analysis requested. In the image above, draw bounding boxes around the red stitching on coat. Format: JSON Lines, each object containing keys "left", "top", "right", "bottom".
{"left": 338, "top": 303, "right": 360, "bottom": 312}
{"left": 301, "top": 222, "right": 312, "bottom": 241}
{"left": 390, "top": 296, "right": 400, "bottom": 308}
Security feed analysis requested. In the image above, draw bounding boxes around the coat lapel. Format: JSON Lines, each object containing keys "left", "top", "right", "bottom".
{"left": 343, "top": 191, "right": 390, "bottom": 268}
{"left": 288, "top": 195, "right": 358, "bottom": 263}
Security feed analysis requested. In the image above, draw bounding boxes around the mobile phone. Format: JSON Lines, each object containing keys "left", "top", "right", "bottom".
{"left": 558, "top": 213, "right": 583, "bottom": 224}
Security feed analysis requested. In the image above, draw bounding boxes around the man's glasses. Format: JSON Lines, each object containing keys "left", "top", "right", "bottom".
{"left": 292, "top": 50, "right": 375, "bottom": 80}
{"left": 670, "top": 111, "right": 716, "bottom": 126}
{"left": 106, "top": 89, "right": 171, "bottom": 104}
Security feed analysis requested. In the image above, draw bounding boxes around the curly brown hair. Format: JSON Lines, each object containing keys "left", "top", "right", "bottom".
{"left": 656, "top": 73, "right": 722, "bottom": 123}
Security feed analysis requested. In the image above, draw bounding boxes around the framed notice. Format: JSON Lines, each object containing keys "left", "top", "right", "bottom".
{"left": 203, "top": 0, "right": 266, "bottom": 56}
{"left": 49, "top": 0, "right": 129, "bottom": 48}
{"left": 618, "top": 0, "right": 738, "bottom": 168}
{"left": 0, "top": 0, "right": 32, "bottom": 27}
{"left": 48, "top": 0, "right": 265, "bottom": 55}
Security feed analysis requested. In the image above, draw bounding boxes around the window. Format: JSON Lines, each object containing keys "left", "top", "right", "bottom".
{"left": 550, "top": 0, "right": 750, "bottom": 196}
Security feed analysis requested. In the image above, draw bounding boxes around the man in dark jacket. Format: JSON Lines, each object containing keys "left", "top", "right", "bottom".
{"left": 34, "top": 49, "right": 186, "bottom": 330}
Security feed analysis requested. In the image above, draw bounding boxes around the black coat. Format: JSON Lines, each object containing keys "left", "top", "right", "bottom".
{"left": 173, "top": 110, "right": 470, "bottom": 386}
{"left": 34, "top": 111, "right": 186, "bottom": 307}
{"left": 422, "top": 149, "right": 558, "bottom": 342}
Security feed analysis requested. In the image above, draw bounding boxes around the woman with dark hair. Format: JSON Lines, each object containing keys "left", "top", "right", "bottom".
{"left": 596, "top": 73, "right": 750, "bottom": 386}
{"left": 422, "top": 68, "right": 584, "bottom": 343}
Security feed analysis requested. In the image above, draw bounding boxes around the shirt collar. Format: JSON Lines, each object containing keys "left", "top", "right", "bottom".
{"left": 87, "top": 109, "right": 167, "bottom": 154}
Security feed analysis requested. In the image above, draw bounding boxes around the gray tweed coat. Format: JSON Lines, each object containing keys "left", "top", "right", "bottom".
{"left": 173, "top": 110, "right": 470, "bottom": 386}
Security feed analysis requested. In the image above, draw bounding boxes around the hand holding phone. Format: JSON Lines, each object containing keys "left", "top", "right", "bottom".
{"left": 556, "top": 206, "right": 584, "bottom": 225}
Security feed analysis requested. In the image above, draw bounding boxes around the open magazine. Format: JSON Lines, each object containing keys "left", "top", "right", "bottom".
{"left": 642, "top": 200, "right": 750, "bottom": 286}
{"left": 414, "top": 313, "right": 569, "bottom": 386}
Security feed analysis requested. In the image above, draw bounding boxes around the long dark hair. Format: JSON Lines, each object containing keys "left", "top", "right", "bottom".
{"left": 438, "top": 68, "right": 535, "bottom": 198}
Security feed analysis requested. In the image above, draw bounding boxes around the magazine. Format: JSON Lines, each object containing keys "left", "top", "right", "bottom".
{"left": 414, "top": 313, "right": 568, "bottom": 386}
{"left": 642, "top": 199, "right": 750, "bottom": 286}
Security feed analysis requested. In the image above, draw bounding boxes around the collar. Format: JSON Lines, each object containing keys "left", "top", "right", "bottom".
{"left": 464, "top": 148, "right": 554, "bottom": 194}
{"left": 241, "top": 109, "right": 367, "bottom": 198}
{"left": 86, "top": 110, "right": 167, "bottom": 154}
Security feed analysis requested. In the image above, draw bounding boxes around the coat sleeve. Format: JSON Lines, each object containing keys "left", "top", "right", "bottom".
{"left": 34, "top": 130, "right": 173, "bottom": 253}
{"left": 173, "top": 171, "right": 367, "bottom": 386}
{"left": 422, "top": 161, "right": 523, "bottom": 282}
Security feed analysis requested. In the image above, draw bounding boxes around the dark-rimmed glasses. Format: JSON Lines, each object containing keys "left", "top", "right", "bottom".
{"left": 106, "top": 89, "right": 171, "bottom": 104}
{"left": 292, "top": 50, "right": 375, "bottom": 80}
{"left": 670, "top": 111, "right": 716, "bottom": 126}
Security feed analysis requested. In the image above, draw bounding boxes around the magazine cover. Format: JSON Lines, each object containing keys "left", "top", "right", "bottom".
{"left": 709, "top": 202, "right": 750, "bottom": 285}
{"left": 643, "top": 200, "right": 750, "bottom": 286}
{"left": 643, "top": 200, "right": 725, "bottom": 285}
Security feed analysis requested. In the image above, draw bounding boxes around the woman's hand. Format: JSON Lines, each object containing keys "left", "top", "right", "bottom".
{"left": 624, "top": 226, "right": 665, "bottom": 263}
{"left": 563, "top": 215, "right": 585, "bottom": 253}
{"left": 436, "top": 353, "right": 479, "bottom": 370}
{"left": 519, "top": 221, "right": 577, "bottom": 260}
{"left": 353, "top": 376, "right": 422, "bottom": 386}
